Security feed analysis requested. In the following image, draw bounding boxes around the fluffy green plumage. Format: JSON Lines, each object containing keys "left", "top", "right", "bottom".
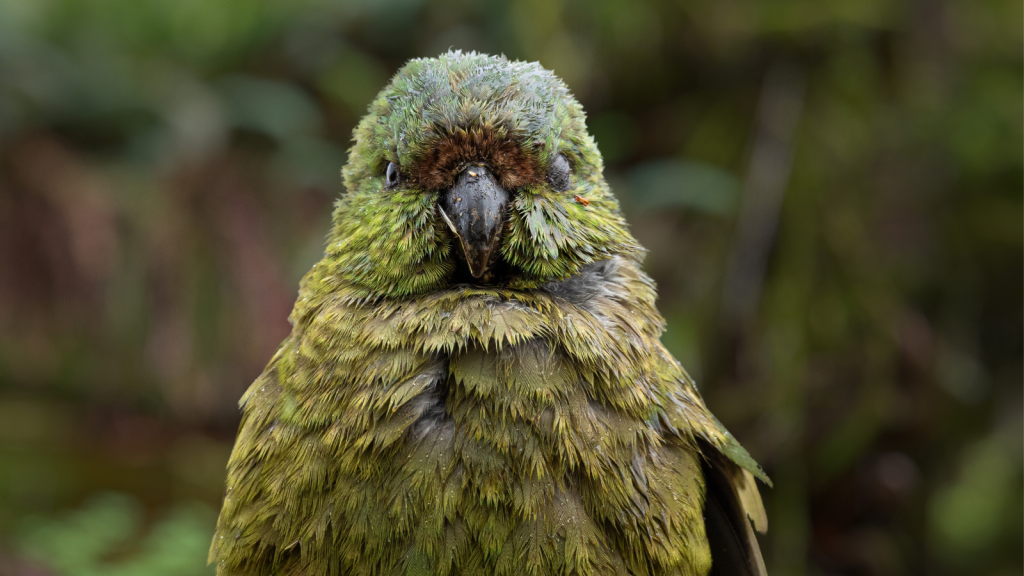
{"left": 210, "top": 51, "right": 769, "bottom": 576}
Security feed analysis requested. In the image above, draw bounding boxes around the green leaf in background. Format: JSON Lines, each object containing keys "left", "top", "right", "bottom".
{"left": 17, "top": 492, "right": 216, "bottom": 576}
{"left": 622, "top": 159, "right": 740, "bottom": 216}
{"left": 929, "top": 421, "right": 1023, "bottom": 566}
{"left": 218, "top": 75, "right": 323, "bottom": 140}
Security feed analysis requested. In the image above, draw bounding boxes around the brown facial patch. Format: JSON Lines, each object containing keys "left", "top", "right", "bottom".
{"left": 409, "top": 127, "right": 544, "bottom": 191}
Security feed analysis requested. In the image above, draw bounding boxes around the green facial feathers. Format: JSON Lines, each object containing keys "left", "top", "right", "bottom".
{"left": 211, "top": 51, "right": 769, "bottom": 576}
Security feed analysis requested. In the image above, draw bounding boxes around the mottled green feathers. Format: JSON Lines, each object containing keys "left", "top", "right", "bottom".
{"left": 211, "top": 51, "right": 769, "bottom": 576}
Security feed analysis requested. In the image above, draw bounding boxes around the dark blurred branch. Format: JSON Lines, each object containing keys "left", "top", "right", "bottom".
{"left": 720, "top": 61, "right": 806, "bottom": 332}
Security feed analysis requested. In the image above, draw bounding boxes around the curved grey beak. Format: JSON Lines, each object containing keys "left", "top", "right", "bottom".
{"left": 438, "top": 165, "right": 508, "bottom": 279}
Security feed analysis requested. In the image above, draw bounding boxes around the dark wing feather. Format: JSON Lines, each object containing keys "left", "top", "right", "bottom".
{"left": 701, "top": 443, "right": 769, "bottom": 576}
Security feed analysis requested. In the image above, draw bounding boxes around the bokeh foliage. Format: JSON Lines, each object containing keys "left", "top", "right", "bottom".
{"left": 0, "top": 0, "right": 1020, "bottom": 575}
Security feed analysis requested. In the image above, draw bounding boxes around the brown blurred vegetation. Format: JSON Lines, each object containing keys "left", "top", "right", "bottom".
{"left": 0, "top": 0, "right": 1020, "bottom": 575}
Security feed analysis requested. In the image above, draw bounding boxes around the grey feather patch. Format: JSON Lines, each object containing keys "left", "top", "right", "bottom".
{"left": 541, "top": 257, "right": 623, "bottom": 304}
{"left": 405, "top": 361, "right": 450, "bottom": 441}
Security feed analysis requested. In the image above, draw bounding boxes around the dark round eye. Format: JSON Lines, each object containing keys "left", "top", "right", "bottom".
{"left": 385, "top": 162, "right": 401, "bottom": 189}
{"left": 547, "top": 153, "right": 571, "bottom": 191}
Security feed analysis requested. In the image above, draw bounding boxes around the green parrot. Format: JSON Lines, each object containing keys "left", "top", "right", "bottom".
{"left": 210, "top": 51, "right": 770, "bottom": 576}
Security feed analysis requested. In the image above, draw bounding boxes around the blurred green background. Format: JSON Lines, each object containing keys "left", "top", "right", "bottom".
{"left": 0, "top": 0, "right": 1020, "bottom": 574}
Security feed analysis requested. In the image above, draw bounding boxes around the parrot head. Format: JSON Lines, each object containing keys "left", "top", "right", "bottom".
{"left": 321, "top": 51, "right": 641, "bottom": 299}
